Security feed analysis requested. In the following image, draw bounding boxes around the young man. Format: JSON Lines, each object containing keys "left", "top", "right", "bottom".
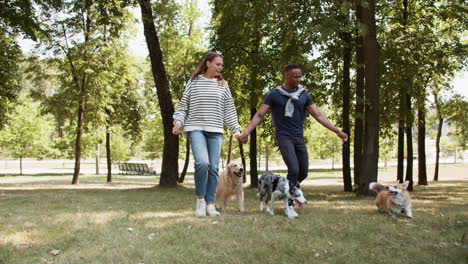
{"left": 238, "top": 64, "right": 348, "bottom": 218}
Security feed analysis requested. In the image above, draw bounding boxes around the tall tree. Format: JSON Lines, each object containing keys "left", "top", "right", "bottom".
{"left": 38, "top": 0, "right": 132, "bottom": 184}
{"left": 357, "top": 0, "right": 380, "bottom": 196}
{"left": 340, "top": 6, "right": 353, "bottom": 192}
{"left": 0, "top": 94, "right": 55, "bottom": 175}
{"left": 354, "top": 0, "right": 365, "bottom": 188}
{"left": 138, "top": 0, "right": 179, "bottom": 186}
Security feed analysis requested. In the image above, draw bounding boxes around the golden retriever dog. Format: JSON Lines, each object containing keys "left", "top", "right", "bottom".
{"left": 216, "top": 161, "right": 244, "bottom": 212}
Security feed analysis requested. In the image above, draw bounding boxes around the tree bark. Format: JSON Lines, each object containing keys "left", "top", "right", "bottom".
{"left": 405, "top": 94, "right": 414, "bottom": 190}
{"left": 178, "top": 138, "right": 190, "bottom": 183}
{"left": 417, "top": 99, "right": 428, "bottom": 185}
{"left": 402, "top": 0, "right": 413, "bottom": 191}
{"left": 72, "top": 88, "right": 86, "bottom": 184}
{"left": 95, "top": 144, "right": 100, "bottom": 175}
{"left": 20, "top": 155, "right": 23, "bottom": 176}
{"left": 249, "top": 107, "right": 258, "bottom": 187}
{"left": 139, "top": 0, "right": 179, "bottom": 186}
{"left": 433, "top": 93, "right": 442, "bottom": 181}
{"left": 342, "top": 29, "right": 352, "bottom": 192}
{"left": 354, "top": 0, "right": 365, "bottom": 187}
{"left": 357, "top": 0, "right": 380, "bottom": 196}
{"left": 106, "top": 125, "right": 112, "bottom": 182}
{"left": 227, "top": 135, "right": 233, "bottom": 164}
{"left": 397, "top": 95, "right": 406, "bottom": 182}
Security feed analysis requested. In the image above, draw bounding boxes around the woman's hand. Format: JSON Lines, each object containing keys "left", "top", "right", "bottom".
{"left": 172, "top": 122, "right": 182, "bottom": 135}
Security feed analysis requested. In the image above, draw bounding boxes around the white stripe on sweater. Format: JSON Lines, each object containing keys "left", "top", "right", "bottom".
{"left": 173, "top": 76, "right": 241, "bottom": 134}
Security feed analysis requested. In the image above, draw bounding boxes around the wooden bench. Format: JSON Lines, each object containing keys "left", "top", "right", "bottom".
{"left": 118, "top": 163, "right": 157, "bottom": 175}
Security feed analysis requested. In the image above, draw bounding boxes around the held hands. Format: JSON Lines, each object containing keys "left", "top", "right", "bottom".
{"left": 236, "top": 133, "right": 249, "bottom": 144}
{"left": 172, "top": 122, "right": 182, "bottom": 135}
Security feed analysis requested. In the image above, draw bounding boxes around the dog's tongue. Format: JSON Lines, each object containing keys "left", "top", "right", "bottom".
{"left": 295, "top": 200, "right": 304, "bottom": 209}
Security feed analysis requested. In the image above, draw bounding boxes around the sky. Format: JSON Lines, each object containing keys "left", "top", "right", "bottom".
{"left": 18, "top": 1, "right": 466, "bottom": 98}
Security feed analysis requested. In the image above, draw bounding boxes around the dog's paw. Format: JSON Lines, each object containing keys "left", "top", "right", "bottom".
{"left": 267, "top": 207, "right": 274, "bottom": 215}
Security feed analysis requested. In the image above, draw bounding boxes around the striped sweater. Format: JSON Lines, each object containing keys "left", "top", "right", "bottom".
{"left": 172, "top": 76, "right": 241, "bottom": 135}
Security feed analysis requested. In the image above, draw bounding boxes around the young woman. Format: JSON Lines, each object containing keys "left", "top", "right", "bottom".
{"left": 172, "top": 51, "right": 241, "bottom": 217}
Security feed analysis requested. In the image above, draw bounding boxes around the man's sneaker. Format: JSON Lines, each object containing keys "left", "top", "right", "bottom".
{"left": 195, "top": 199, "right": 206, "bottom": 217}
{"left": 206, "top": 204, "right": 220, "bottom": 216}
{"left": 285, "top": 205, "right": 299, "bottom": 218}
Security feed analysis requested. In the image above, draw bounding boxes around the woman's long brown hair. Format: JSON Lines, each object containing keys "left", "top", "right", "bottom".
{"left": 190, "top": 51, "right": 225, "bottom": 81}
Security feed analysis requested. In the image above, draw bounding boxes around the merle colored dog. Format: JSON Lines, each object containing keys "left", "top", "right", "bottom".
{"left": 258, "top": 172, "right": 307, "bottom": 218}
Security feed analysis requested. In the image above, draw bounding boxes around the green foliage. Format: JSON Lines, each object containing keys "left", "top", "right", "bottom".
{"left": 0, "top": 29, "right": 22, "bottom": 129}
{"left": 141, "top": 115, "right": 164, "bottom": 159}
{"left": 0, "top": 94, "right": 57, "bottom": 159}
{"left": 305, "top": 117, "right": 342, "bottom": 163}
{"left": 108, "top": 127, "right": 132, "bottom": 163}
{"left": 444, "top": 94, "right": 468, "bottom": 149}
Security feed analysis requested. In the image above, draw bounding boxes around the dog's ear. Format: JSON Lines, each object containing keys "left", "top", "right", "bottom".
{"left": 402, "top": 180, "right": 410, "bottom": 190}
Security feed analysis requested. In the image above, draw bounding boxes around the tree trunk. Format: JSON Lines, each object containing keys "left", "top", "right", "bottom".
{"left": 139, "top": 0, "right": 179, "bottom": 186}
{"left": 357, "top": 0, "right": 380, "bottom": 196}
{"left": 178, "top": 138, "right": 190, "bottom": 183}
{"left": 342, "top": 29, "right": 352, "bottom": 192}
{"left": 227, "top": 135, "right": 233, "bottom": 164}
{"left": 402, "top": 0, "right": 413, "bottom": 191}
{"left": 106, "top": 126, "right": 112, "bottom": 182}
{"left": 72, "top": 93, "right": 85, "bottom": 184}
{"left": 354, "top": 0, "right": 365, "bottom": 187}
{"left": 433, "top": 93, "right": 442, "bottom": 181}
{"left": 417, "top": 99, "right": 428, "bottom": 185}
{"left": 249, "top": 107, "right": 258, "bottom": 187}
{"left": 20, "top": 155, "right": 23, "bottom": 176}
{"left": 71, "top": 2, "right": 92, "bottom": 185}
{"left": 95, "top": 144, "right": 100, "bottom": 175}
{"left": 239, "top": 141, "right": 246, "bottom": 184}
{"left": 405, "top": 94, "right": 413, "bottom": 190}
{"left": 397, "top": 96, "right": 406, "bottom": 182}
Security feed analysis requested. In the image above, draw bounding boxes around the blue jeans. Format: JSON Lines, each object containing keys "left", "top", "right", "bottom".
{"left": 189, "top": 130, "right": 223, "bottom": 203}
{"left": 276, "top": 134, "right": 309, "bottom": 187}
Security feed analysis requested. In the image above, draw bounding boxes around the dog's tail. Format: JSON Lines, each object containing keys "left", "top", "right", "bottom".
{"left": 369, "top": 182, "right": 386, "bottom": 195}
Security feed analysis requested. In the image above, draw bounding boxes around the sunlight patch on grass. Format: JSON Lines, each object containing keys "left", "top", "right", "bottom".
{"left": 52, "top": 211, "right": 125, "bottom": 225}
{"left": 1, "top": 231, "right": 33, "bottom": 247}
{"left": 131, "top": 210, "right": 193, "bottom": 220}
{"left": 0, "top": 185, "right": 154, "bottom": 190}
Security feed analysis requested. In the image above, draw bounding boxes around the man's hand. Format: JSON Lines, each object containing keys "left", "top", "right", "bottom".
{"left": 337, "top": 131, "right": 349, "bottom": 143}
{"left": 172, "top": 122, "right": 182, "bottom": 135}
{"left": 236, "top": 133, "right": 249, "bottom": 144}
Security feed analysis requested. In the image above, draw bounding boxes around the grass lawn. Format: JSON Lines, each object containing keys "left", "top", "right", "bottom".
{"left": 0, "top": 164, "right": 467, "bottom": 263}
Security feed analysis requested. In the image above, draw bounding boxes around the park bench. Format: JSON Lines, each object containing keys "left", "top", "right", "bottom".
{"left": 118, "top": 163, "right": 157, "bottom": 175}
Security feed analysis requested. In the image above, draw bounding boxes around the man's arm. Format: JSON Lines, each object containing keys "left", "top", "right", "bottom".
{"left": 237, "top": 104, "right": 271, "bottom": 144}
{"left": 306, "top": 104, "right": 349, "bottom": 142}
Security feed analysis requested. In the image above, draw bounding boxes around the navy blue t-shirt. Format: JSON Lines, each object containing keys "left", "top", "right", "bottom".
{"left": 264, "top": 86, "right": 313, "bottom": 137}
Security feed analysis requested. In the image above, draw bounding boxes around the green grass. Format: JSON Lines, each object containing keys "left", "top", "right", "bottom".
{"left": 0, "top": 165, "right": 467, "bottom": 264}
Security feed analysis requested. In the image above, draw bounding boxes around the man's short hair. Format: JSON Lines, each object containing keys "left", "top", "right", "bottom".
{"left": 284, "top": 64, "right": 301, "bottom": 73}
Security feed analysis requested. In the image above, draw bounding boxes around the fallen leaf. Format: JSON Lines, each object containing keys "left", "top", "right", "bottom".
{"left": 328, "top": 241, "right": 333, "bottom": 246}
{"left": 50, "top": 249, "right": 60, "bottom": 256}
{"left": 187, "top": 225, "right": 192, "bottom": 230}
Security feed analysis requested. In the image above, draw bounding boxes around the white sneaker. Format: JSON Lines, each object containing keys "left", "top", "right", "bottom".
{"left": 195, "top": 199, "right": 206, "bottom": 217}
{"left": 206, "top": 204, "right": 220, "bottom": 216}
{"left": 285, "top": 205, "right": 299, "bottom": 218}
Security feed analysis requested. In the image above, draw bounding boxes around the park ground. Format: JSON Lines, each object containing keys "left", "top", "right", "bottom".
{"left": 0, "top": 163, "right": 467, "bottom": 263}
